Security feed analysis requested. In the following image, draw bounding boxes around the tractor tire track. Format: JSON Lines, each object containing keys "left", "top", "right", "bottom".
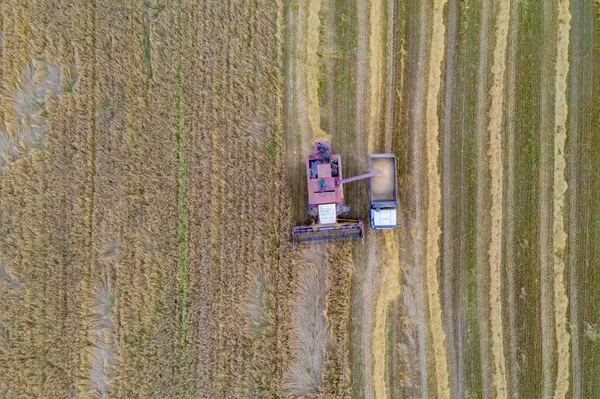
{"left": 504, "top": 0, "right": 520, "bottom": 396}
{"left": 285, "top": 0, "right": 325, "bottom": 223}
{"left": 356, "top": 0, "right": 368, "bottom": 154}
{"left": 405, "top": 1, "right": 430, "bottom": 396}
{"left": 440, "top": 0, "right": 459, "bottom": 395}
{"left": 580, "top": 4, "right": 600, "bottom": 395}
{"left": 306, "top": 0, "right": 327, "bottom": 141}
{"left": 382, "top": 0, "right": 399, "bottom": 154}
{"left": 356, "top": 1, "right": 375, "bottom": 397}
{"left": 284, "top": 0, "right": 305, "bottom": 225}
{"left": 367, "top": 0, "right": 384, "bottom": 154}
{"left": 487, "top": 0, "right": 511, "bottom": 397}
{"left": 567, "top": 0, "right": 585, "bottom": 396}
{"left": 372, "top": 230, "right": 402, "bottom": 399}
{"left": 296, "top": 0, "right": 325, "bottom": 143}
{"left": 364, "top": 1, "right": 402, "bottom": 398}
{"left": 540, "top": 2, "right": 557, "bottom": 397}
{"left": 424, "top": 1, "right": 451, "bottom": 398}
{"left": 362, "top": 235, "right": 377, "bottom": 399}
{"left": 323, "top": 0, "right": 335, "bottom": 135}
{"left": 475, "top": 0, "right": 494, "bottom": 396}
{"left": 284, "top": 1, "right": 335, "bottom": 394}
{"left": 552, "top": 0, "right": 572, "bottom": 397}
{"left": 295, "top": 1, "right": 310, "bottom": 146}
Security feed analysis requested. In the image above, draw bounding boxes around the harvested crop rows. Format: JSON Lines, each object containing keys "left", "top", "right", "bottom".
{"left": 1, "top": 1, "right": 600, "bottom": 398}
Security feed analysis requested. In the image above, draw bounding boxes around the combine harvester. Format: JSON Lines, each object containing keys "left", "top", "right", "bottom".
{"left": 292, "top": 140, "right": 397, "bottom": 243}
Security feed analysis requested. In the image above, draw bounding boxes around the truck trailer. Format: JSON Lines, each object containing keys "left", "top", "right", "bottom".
{"left": 369, "top": 154, "right": 398, "bottom": 229}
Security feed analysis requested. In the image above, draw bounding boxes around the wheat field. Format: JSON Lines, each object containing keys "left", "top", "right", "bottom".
{"left": 1, "top": 1, "right": 600, "bottom": 398}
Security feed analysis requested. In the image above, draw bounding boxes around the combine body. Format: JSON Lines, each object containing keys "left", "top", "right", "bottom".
{"left": 292, "top": 141, "right": 366, "bottom": 243}
{"left": 292, "top": 141, "right": 397, "bottom": 243}
{"left": 369, "top": 154, "right": 398, "bottom": 229}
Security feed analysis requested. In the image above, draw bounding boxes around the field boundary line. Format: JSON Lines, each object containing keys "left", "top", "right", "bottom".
{"left": 424, "top": 0, "right": 450, "bottom": 398}
{"left": 552, "top": 0, "right": 572, "bottom": 397}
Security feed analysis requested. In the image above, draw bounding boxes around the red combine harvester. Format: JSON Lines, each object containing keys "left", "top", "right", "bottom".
{"left": 291, "top": 140, "right": 384, "bottom": 243}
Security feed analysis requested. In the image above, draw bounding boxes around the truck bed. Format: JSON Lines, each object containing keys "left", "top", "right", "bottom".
{"left": 370, "top": 156, "right": 396, "bottom": 202}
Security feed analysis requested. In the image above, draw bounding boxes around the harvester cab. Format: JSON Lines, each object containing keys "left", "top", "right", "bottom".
{"left": 291, "top": 140, "right": 397, "bottom": 244}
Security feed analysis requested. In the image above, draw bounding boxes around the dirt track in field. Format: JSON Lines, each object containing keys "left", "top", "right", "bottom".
{"left": 372, "top": 231, "right": 402, "bottom": 399}
{"left": 504, "top": 0, "right": 519, "bottom": 396}
{"left": 552, "top": 0, "right": 572, "bottom": 397}
{"left": 423, "top": 1, "right": 451, "bottom": 398}
{"left": 475, "top": 0, "right": 494, "bottom": 395}
{"left": 406, "top": 3, "right": 430, "bottom": 396}
{"left": 487, "top": 0, "right": 510, "bottom": 396}
{"left": 540, "top": 3, "right": 558, "bottom": 397}
{"left": 441, "top": 0, "right": 459, "bottom": 395}
{"left": 354, "top": 1, "right": 376, "bottom": 396}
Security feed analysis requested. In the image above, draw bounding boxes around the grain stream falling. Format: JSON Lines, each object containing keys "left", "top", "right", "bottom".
{"left": 552, "top": 0, "right": 572, "bottom": 397}
{"left": 424, "top": 1, "right": 451, "bottom": 398}
{"left": 487, "top": 0, "right": 511, "bottom": 397}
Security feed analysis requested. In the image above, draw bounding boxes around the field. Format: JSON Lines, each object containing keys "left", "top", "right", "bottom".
{"left": 1, "top": 0, "right": 599, "bottom": 398}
